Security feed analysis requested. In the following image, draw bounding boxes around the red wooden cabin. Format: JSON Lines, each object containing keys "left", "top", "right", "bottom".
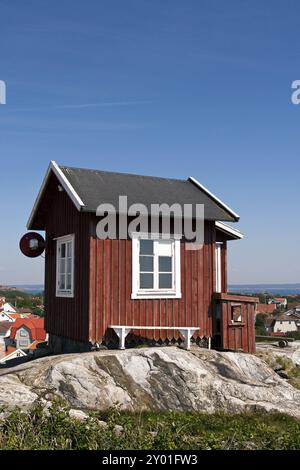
{"left": 27, "top": 161, "right": 258, "bottom": 354}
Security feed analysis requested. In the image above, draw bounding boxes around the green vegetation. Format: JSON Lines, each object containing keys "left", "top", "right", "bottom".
{"left": 0, "top": 289, "right": 44, "bottom": 316}
{"left": 255, "top": 313, "right": 267, "bottom": 335}
{"left": 256, "top": 350, "right": 300, "bottom": 391}
{"left": 275, "top": 356, "right": 300, "bottom": 390}
{"left": 1, "top": 403, "right": 300, "bottom": 450}
{"left": 287, "top": 331, "right": 300, "bottom": 341}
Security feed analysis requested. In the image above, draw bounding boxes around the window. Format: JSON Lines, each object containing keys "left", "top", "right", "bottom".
{"left": 19, "top": 339, "right": 29, "bottom": 348}
{"left": 231, "top": 304, "right": 242, "bottom": 323}
{"left": 19, "top": 329, "right": 28, "bottom": 337}
{"left": 131, "top": 234, "right": 181, "bottom": 299}
{"left": 56, "top": 234, "right": 75, "bottom": 297}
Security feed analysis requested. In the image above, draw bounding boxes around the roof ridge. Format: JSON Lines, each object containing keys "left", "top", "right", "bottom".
{"left": 60, "top": 164, "right": 186, "bottom": 183}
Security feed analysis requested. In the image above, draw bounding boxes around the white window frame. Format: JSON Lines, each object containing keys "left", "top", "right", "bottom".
{"left": 56, "top": 234, "right": 75, "bottom": 298}
{"left": 131, "top": 232, "right": 181, "bottom": 299}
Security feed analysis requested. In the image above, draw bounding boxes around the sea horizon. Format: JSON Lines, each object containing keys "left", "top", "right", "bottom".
{"left": 2, "top": 283, "right": 300, "bottom": 296}
{"left": 229, "top": 283, "right": 300, "bottom": 295}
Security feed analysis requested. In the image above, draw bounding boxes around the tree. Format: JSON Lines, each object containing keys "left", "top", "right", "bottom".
{"left": 255, "top": 313, "right": 267, "bottom": 335}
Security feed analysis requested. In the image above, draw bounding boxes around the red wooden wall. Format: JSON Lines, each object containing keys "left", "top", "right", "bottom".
{"left": 88, "top": 222, "right": 217, "bottom": 344}
{"left": 43, "top": 177, "right": 250, "bottom": 350}
{"left": 216, "top": 294, "right": 258, "bottom": 353}
{"left": 43, "top": 174, "right": 91, "bottom": 343}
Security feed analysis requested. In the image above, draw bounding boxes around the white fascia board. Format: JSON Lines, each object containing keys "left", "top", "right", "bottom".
{"left": 27, "top": 161, "right": 85, "bottom": 229}
{"left": 188, "top": 176, "right": 240, "bottom": 221}
{"left": 215, "top": 221, "right": 244, "bottom": 239}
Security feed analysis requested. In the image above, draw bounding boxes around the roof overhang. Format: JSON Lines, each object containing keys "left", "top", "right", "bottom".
{"left": 215, "top": 221, "right": 244, "bottom": 240}
{"left": 27, "top": 161, "right": 85, "bottom": 230}
{"left": 27, "top": 163, "right": 242, "bottom": 230}
{"left": 188, "top": 176, "right": 240, "bottom": 222}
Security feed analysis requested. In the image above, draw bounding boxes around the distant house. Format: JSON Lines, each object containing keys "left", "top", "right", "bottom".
{"left": 5, "top": 312, "right": 34, "bottom": 321}
{"left": 271, "top": 313, "right": 300, "bottom": 334}
{"left": 6, "top": 318, "right": 47, "bottom": 351}
{"left": 0, "top": 303, "right": 17, "bottom": 315}
{"left": 0, "top": 321, "right": 11, "bottom": 346}
{"left": 0, "top": 311, "right": 15, "bottom": 322}
{"left": 0, "top": 311, "right": 34, "bottom": 323}
{"left": 0, "top": 297, "right": 17, "bottom": 324}
{"left": 256, "top": 303, "right": 276, "bottom": 315}
{"left": 268, "top": 297, "right": 287, "bottom": 309}
{"left": 286, "top": 305, "right": 300, "bottom": 319}
{"left": 0, "top": 346, "right": 27, "bottom": 364}
{"left": 16, "top": 308, "right": 33, "bottom": 315}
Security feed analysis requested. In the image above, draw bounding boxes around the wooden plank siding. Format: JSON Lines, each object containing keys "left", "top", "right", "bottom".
{"left": 42, "top": 179, "right": 257, "bottom": 352}
{"left": 89, "top": 221, "right": 217, "bottom": 344}
{"left": 215, "top": 294, "right": 258, "bottom": 353}
{"left": 44, "top": 174, "right": 90, "bottom": 344}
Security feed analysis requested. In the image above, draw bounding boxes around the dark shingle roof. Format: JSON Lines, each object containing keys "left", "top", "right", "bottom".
{"left": 59, "top": 165, "right": 238, "bottom": 222}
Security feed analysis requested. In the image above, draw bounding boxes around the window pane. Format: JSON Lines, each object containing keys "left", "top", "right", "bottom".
{"left": 60, "top": 258, "right": 66, "bottom": 274}
{"left": 67, "top": 258, "right": 72, "bottom": 275}
{"left": 140, "top": 240, "right": 153, "bottom": 255}
{"left": 61, "top": 243, "right": 66, "bottom": 258}
{"left": 159, "top": 256, "right": 172, "bottom": 272}
{"left": 156, "top": 240, "right": 172, "bottom": 256}
{"left": 140, "top": 273, "right": 153, "bottom": 289}
{"left": 159, "top": 273, "right": 172, "bottom": 289}
{"left": 59, "top": 274, "right": 66, "bottom": 290}
{"left": 67, "top": 242, "right": 72, "bottom": 258}
{"left": 67, "top": 274, "right": 72, "bottom": 290}
{"left": 139, "top": 255, "right": 153, "bottom": 272}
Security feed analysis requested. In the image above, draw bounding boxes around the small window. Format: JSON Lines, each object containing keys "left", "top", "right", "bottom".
{"left": 132, "top": 234, "right": 181, "bottom": 299}
{"left": 231, "top": 304, "right": 242, "bottom": 323}
{"left": 56, "top": 235, "right": 75, "bottom": 298}
{"left": 19, "top": 329, "right": 28, "bottom": 337}
{"left": 19, "top": 340, "right": 29, "bottom": 348}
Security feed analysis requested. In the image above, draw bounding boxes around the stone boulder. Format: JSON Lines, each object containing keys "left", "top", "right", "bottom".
{"left": 0, "top": 347, "right": 300, "bottom": 417}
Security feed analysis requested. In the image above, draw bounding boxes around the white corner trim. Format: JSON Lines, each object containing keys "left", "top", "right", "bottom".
{"left": 188, "top": 176, "right": 240, "bottom": 221}
{"left": 51, "top": 161, "right": 85, "bottom": 210}
{"left": 215, "top": 221, "right": 244, "bottom": 239}
{"left": 27, "top": 161, "right": 85, "bottom": 229}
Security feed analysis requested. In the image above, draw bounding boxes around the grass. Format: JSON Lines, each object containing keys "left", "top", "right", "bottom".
{"left": 0, "top": 402, "right": 300, "bottom": 450}
{"left": 275, "top": 356, "right": 300, "bottom": 389}
{"left": 256, "top": 350, "right": 300, "bottom": 391}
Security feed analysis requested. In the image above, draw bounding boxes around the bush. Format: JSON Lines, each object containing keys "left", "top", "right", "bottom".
{"left": 287, "top": 331, "right": 300, "bottom": 341}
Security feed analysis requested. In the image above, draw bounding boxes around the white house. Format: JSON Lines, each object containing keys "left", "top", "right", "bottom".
{"left": 0, "top": 348, "right": 27, "bottom": 364}
{"left": 268, "top": 297, "right": 288, "bottom": 309}
{"left": 0, "top": 311, "right": 16, "bottom": 322}
{"left": 2, "top": 302, "right": 17, "bottom": 313}
{"left": 0, "top": 297, "right": 18, "bottom": 323}
{"left": 272, "top": 313, "right": 300, "bottom": 334}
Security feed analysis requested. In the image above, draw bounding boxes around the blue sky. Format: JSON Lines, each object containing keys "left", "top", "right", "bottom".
{"left": 0, "top": 0, "right": 299, "bottom": 285}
